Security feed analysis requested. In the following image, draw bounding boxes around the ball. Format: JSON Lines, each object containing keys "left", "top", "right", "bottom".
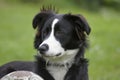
{"left": 1, "top": 71, "right": 44, "bottom": 80}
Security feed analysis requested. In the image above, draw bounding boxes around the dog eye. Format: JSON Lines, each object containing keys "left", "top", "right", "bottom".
{"left": 56, "top": 30, "right": 64, "bottom": 35}
{"left": 43, "top": 28, "right": 50, "bottom": 37}
{"left": 43, "top": 31, "right": 47, "bottom": 36}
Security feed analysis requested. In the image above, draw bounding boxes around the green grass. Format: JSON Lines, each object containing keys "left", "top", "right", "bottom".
{"left": 0, "top": 0, "right": 120, "bottom": 80}
{"left": 86, "top": 10, "right": 120, "bottom": 80}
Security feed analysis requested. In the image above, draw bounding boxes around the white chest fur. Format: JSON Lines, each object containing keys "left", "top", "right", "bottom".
{"left": 47, "top": 66, "right": 67, "bottom": 80}
{"left": 45, "top": 49, "right": 79, "bottom": 80}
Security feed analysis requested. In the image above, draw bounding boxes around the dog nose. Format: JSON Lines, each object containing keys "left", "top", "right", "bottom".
{"left": 38, "top": 44, "right": 49, "bottom": 54}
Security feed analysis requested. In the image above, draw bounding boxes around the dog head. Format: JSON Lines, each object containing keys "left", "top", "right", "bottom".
{"left": 32, "top": 7, "right": 91, "bottom": 61}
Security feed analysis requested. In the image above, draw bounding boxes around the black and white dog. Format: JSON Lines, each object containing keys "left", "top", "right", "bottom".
{"left": 0, "top": 7, "right": 91, "bottom": 80}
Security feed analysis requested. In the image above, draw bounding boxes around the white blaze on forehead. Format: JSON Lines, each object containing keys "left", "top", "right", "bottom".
{"left": 52, "top": 19, "right": 59, "bottom": 29}
{"left": 40, "top": 18, "right": 64, "bottom": 56}
{"left": 51, "top": 18, "right": 59, "bottom": 37}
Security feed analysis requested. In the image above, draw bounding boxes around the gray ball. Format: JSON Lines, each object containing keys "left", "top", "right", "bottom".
{"left": 1, "top": 71, "right": 44, "bottom": 80}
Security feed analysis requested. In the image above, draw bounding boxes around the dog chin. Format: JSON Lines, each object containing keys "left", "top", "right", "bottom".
{"left": 40, "top": 54, "right": 65, "bottom": 63}
{"left": 37, "top": 49, "right": 79, "bottom": 64}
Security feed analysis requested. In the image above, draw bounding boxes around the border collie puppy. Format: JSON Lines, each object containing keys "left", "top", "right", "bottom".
{"left": 0, "top": 6, "right": 91, "bottom": 80}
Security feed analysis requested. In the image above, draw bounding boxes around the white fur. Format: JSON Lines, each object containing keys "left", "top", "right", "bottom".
{"left": 47, "top": 49, "right": 79, "bottom": 80}
{"left": 46, "top": 49, "right": 79, "bottom": 64}
{"left": 40, "top": 18, "right": 64, "bottom": 57}
{"left": 47, "top": 66, "right": 67, "bottom": 80}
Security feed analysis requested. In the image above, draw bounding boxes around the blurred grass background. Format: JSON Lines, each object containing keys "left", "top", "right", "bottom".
{"left": 0, "top": 0, "right": 120, "bottom": 80}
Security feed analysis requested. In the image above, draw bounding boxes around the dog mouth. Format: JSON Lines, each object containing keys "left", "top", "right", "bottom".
{"left": 38, "top": 51, "right": 62, "bottom": 58}
{"left": 44, "top": 53, "right": 62, "bottom": 57}
{"left": 55, "top": 53, "right": 62, "bottom": 56}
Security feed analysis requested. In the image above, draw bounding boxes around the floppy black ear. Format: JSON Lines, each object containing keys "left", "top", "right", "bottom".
{"left": 32, "top": 6, "right": 58, "bottom": 29}
{"left": 64, "top": 14, "right": 91, "bottom": 35}
{"left": 32, "top": 12, "right": 54, "bottom": 29}
{"left": 76, "top": 14, "right": 91, "bottom": 35}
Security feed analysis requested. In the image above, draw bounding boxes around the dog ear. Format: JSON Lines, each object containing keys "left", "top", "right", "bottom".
{"left": 32, "top": 12, "right": 53, "bottom": 29}
{"left": 64, "top": 14, "right": 91, "bottom": 35}
{"left": 76, "top": 14, "right": 91, "bottom": 35}
{"left": 32, "top": 6, "right": 58, "bottom": 29}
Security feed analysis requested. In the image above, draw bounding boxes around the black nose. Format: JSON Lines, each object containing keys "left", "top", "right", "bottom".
{"left": 38, "top": 44, "right": 49, "bottom": 54}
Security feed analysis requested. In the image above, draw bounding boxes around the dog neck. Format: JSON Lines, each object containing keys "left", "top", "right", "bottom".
{"left": 45, "top": 49, "right": 79, "bottom": 80}
{"left": 36, "top": 48, "right": 84, "bottom": 80}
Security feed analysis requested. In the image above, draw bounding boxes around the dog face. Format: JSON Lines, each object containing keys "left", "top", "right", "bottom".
{"left": 33, "top": 8, "right": 91, "bottom": 60}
